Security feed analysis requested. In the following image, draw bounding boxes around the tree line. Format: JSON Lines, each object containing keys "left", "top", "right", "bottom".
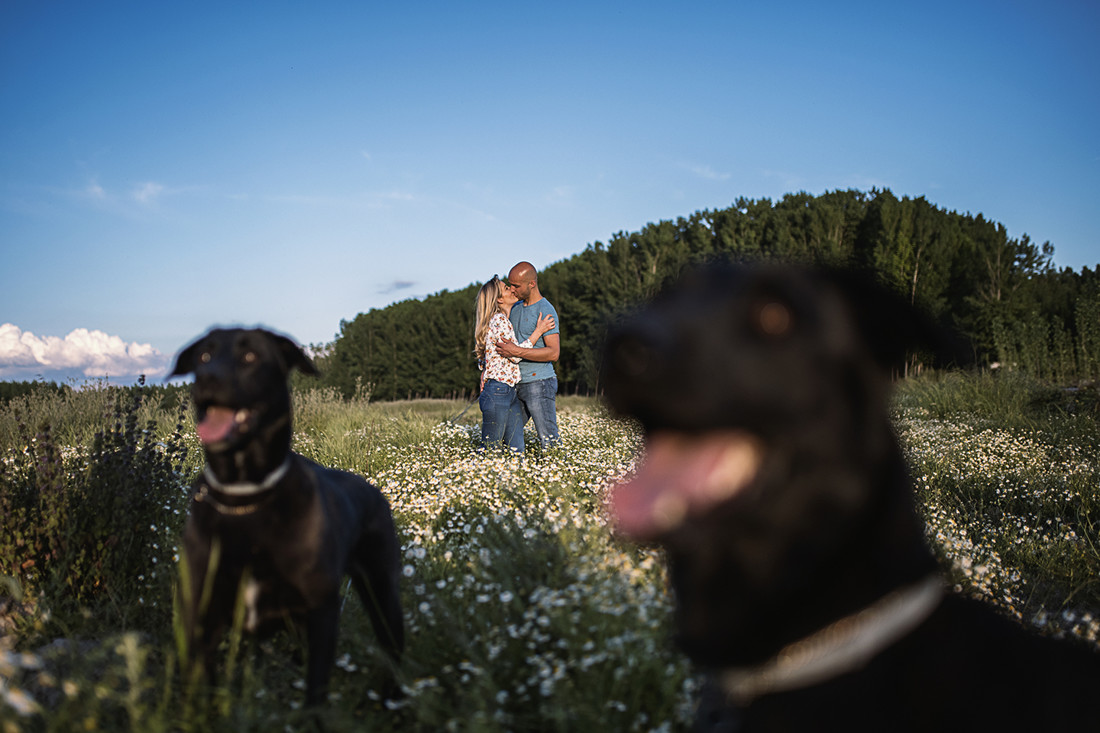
{"left": 321, "top": 188, "right": 1100, "bottom": 400}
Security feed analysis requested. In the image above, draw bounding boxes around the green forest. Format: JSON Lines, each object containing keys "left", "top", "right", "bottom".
{"left": 318, "top": 188, "right": 1098, "bottom": 400}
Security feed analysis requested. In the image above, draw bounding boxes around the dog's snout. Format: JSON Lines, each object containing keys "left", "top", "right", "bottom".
{"left": 194, "top": 358, "right": 228, "bottom": 383}
{"left": 612, "top": 335, "right": 656, "bottom": 380}
{"left": 603, "top": 325, "right": 684, "bottom": 426}
{"left": 191, "top": 353, "right": 240, "bottom": 403}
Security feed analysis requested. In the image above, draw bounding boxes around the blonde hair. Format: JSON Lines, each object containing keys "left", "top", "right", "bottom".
{"left": 473, "top": 277, "right": 505, "bottom": 360}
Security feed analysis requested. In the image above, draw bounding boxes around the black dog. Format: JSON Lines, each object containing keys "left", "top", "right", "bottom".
{"left": 170, "top": 327, "right": 404, "bottom": 706}
{"left": 602, "top": 264, "right": 1100, "bottom": 732}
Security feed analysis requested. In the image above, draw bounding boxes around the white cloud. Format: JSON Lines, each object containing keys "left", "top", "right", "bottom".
{"left": 0, "top": 324, "right": 169, "bottom": 381}
{"left": 75, "top": 178, "right": 180, "bottom": 208}
{"left": 761, "top": 168, "right": 807, "bottom": 191}
{"left": 690, "top": 164, "right": 731, "bottom": 182}
{"left": 545, "top": 185, "right": 574, "bottom": 204}
{"left": 132, "top": 181, "right": 165, "bottom": 204}
{"left": 85, "top": 179, "right": 107, "bottom": 199}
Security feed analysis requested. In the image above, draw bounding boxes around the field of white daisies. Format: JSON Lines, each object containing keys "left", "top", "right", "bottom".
{"left": 1, "top": 373, "right": 1098, "bottom": 731}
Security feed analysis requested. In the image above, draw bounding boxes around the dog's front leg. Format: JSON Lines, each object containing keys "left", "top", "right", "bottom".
{"left": 304, "top": 599, "right": 341, "bottom": 706}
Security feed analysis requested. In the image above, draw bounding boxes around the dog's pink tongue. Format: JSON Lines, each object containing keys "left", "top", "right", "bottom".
{"left": 197, "top": 406, "right": 237, "bottom": 445}
{"left": 609, "top": 431, "right": 764, "bottom": 540}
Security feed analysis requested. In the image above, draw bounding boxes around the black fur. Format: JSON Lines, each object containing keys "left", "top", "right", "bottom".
{"left": 171, "top": 327, "right": 403, "bottom": 706}
{"left": 602, "top": 264, "right": 1100, "bottom": 732}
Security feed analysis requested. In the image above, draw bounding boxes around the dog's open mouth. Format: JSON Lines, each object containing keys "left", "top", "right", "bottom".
{"left": 609, "top": 430, "right": 765, "bottom": 539}
{"left": 196, "top": 405, "right": 253, "bottom": 446}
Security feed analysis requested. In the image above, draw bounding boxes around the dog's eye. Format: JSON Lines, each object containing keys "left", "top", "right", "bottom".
{"left": 200, "top": 351, "right": 212, "bottom": 364}
{"left": 753, "top": 301, "right": 792, "bottom": 337}
{"left": 243, "top": 351, "right": 257, "bottom": 364}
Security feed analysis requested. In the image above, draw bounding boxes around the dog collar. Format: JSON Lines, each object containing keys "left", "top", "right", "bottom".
{"left": 718, "top": 575, "right": 944, "bottom": 704}
{"left": 194, "top": 484, "right": 274, "bottom": 516}
{"left": 201, "top": 458, "right": 291, "bottom": 497}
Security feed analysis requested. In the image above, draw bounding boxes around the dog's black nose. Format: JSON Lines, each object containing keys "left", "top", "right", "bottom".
{"left": 612, "top": 335, "right": 655, "bottom": 380}
{"left": 602, "top": 327, "right": 677, "bottom": 424}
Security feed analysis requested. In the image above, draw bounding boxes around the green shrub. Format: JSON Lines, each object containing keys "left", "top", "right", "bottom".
{"left": 0, "top": 382, "right": 193, "bottom": 636}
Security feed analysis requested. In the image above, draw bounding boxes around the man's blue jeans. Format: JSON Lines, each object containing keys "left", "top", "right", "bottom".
{"left": 516, "top": 377, "right": 559, "bottom": 449}
{"left": 479, "top": 380, "right": 525, "bottom": 452}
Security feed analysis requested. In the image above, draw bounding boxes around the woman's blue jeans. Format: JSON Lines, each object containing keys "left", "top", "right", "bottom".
{"left": 479, "top": 379, "right": 525, "bottom": 452}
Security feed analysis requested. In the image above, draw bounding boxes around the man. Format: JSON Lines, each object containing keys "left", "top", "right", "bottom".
{"left": 496, "top": 261, "right": 560, "bottom": 449}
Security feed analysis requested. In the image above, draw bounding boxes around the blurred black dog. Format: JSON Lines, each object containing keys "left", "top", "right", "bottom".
{"left": 602, "top": 264, "right": 1100, "bottom": 732}
{"left": 171, "top": 327, "right": 403, "bottom": 706}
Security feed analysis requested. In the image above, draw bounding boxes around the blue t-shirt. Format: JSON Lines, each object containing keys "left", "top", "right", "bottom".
{"left": 509, "top": 298, "right": 559, "bottom": 383}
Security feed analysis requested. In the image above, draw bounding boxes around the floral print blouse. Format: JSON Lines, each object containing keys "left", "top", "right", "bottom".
{"left": 482, "top": 312, "right": 534, "bottom": 388}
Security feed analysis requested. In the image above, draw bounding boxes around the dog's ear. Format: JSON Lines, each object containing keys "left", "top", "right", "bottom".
{"left": 824, "top": 269, "right": 967, "bottom": 372}
{"left": 268, "top": 332, "right": 320, "bottom": 377}
{"left": 169, "top": 334, "right": 207, "bottom": 377}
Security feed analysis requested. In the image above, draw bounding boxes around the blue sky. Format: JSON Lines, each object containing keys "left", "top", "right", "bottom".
{"left": 2, "top": 1, "right": 1097, "bottom": 384}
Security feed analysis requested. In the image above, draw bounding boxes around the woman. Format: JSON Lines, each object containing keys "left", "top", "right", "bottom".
{"left": 474, "top": 276, "right": 555, "bottom": 451}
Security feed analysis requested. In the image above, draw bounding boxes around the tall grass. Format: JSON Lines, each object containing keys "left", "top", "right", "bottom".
{"left": 896, "top": 372, "right": 1100, "bottom": 641}
{"left": 0, "top": 382, "right": 192, "bottom": 454}
{"left": 1, "top": 383, "right": 192, "bottom": 638}
{"left": 1, "top": 374, "right": 1098, "bottom": 730}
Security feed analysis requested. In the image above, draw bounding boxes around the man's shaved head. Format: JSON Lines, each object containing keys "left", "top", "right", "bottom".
{"left": 509, "top": 261, "right": 537, "bottom": 283}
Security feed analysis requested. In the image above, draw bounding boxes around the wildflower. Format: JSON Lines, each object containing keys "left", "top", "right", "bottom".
{"left": 1, "top": 685, "right": 40, "bottom": 716}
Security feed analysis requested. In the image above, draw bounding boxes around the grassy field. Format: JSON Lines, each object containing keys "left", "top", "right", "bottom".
{"left": 1, "top": 374, "right": 1098, "bottom": 731}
